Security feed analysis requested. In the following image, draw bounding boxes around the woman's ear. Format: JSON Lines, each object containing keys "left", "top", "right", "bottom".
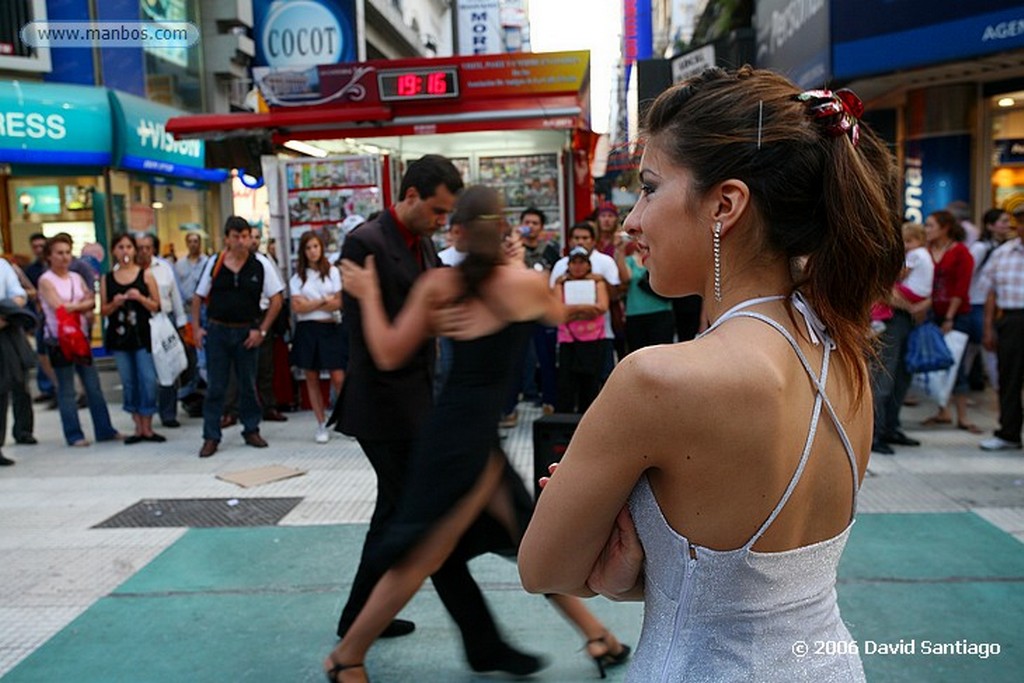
{"left": 710, "top": 179, "right": 751, "bottom": 237}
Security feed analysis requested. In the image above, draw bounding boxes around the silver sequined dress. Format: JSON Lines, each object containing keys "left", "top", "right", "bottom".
{"left": 626, "top": 296, "right": 867, "bottom": 682}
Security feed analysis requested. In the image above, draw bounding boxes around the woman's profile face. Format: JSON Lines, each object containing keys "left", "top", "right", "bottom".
{"left": 304, "top": 237, "right": 322, "bottom": 264}
{"left": 924, "top": 214, "right": 945, "bottom": 243}
{"left": 623, "top": 141, "right": 703, "bottom": 297}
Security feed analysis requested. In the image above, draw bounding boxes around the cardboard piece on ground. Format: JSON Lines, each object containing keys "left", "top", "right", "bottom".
{"left": 216, "top": 465, "right": 306, "bottom": 488}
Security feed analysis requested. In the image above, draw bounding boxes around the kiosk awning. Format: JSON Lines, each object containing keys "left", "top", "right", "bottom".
{"left": 166, "top": 50, "right": 592, "bottom": 143}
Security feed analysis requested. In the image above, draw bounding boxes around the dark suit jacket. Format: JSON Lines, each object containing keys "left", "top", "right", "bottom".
{"left": 332, "top": 210, "right": 440, "bottom": 440}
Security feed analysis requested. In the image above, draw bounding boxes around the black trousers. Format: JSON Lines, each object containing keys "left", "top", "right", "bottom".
{"left": 337, "top": 438, "right": 503, "bottom": 658}
{"left": 556, "top": 341, "right": 604, "bottom": 414}
{"left": 0, "top": 376, "right": 33, "bottom": 446}
{"left": 871, "top": 310, "right": 914, "bottom": 439}
{"left": 995, "top": 311, "right": 1024, "bottom": 442}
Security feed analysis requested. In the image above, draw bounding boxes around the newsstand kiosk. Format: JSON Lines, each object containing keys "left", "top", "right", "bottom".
{"left": 167, "top": 50, "right": 597, "bottom": 409}
{"left": 168, "top": 49, "right": 597, "bottom": 274}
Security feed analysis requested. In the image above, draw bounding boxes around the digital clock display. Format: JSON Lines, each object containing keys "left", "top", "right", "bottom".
{"left": 378, "top": 67, "right": 459, "bottom": 101}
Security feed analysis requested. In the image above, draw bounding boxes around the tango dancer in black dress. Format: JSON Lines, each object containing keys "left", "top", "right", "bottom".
{"left": 324, "top": 186, "right": 630, "bottom": 682}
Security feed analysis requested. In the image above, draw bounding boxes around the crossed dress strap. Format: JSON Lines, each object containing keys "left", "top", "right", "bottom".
{"left": 698, "top": 293, "right": 860, "bottom": 552}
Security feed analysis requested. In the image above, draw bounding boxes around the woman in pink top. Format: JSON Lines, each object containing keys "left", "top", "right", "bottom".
{"left": 922, "top": 210, "right": 978, "bottom": 431}
{"left": 37, "top": 234, "right": 119, "bottom": 446}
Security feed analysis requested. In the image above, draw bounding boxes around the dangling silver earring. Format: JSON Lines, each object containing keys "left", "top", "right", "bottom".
{"left": 713, "top": 221, "right": 723, "bottom": 302}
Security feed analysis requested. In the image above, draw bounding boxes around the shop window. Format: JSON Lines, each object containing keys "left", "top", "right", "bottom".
{"left": 0, "top": 0, "right": 50, "bottom": 72}
{"left": 142, "top": 0, "right": 202, "bottom": 111}
{"left": 990, "top": 92, "right": 1024, "bottom": 213}
{"left": 7, "top": 176, "right": 100, "bottom": 258}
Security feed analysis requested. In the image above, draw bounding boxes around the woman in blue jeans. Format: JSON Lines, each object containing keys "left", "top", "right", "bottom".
{"left": 37, "top": 233, "right": 120, "bottom": 447}
{"left": 101, "top": 233, "right": 164, "bottom": 444}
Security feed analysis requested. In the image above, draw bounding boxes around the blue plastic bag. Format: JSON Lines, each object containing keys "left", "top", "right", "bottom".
{"left": 905, "top": 322, "right": 954, "bottom": 374}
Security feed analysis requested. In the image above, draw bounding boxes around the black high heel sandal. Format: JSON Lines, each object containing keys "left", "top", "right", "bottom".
{"left": 325, "top": 662, "right": 363, "bottom": 682}
{"left": 586, "top": 634, "right": 631, "bottom": 679}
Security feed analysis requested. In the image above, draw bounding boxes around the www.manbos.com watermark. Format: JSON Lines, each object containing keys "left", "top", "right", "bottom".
{"left": 20, "top": 21, "right": 200, "bottom": 49}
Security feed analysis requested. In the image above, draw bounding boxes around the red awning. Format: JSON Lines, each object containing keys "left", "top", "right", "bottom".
{"left": 167, "top": 97, "right": 585, "bottom": 141}
{"left": 166, "top": 104, "right": 393, "bottom": 140}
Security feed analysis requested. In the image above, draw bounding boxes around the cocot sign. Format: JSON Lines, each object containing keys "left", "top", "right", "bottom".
{"left": 255, "top": 0, "right": 356, "bottom": 68}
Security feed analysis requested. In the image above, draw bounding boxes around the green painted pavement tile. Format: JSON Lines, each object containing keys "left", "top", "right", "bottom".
{"left": 840, "top": 582, "right": 1023, "bottom": 683}
{"left": 6, "top": 553, "right": 640, "bottom": 683}
{"left": 113, "top": 525, "right": 367, "bottom": 595}
{"left": 841, "top": 512, "right": 1024, "bottom": 581}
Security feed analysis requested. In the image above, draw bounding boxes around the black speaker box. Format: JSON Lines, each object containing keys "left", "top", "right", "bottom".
{"left": 532, "top": 413, "right": 581, "bottom": 499}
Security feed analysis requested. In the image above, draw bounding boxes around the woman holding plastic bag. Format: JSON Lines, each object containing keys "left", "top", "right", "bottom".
{"left": 100, "top": 233, "right": 165, "bottom": 444}
{"left": 920, "top": 210, "right": 979, "bottom": 432}
{"left": 37, "top": 234, "right": 120, "bottom": 447}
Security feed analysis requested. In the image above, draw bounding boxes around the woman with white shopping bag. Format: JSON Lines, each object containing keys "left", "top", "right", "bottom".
{"left": 920, "top": 210, "right": 980, "bottom": 433}
{"left": 100, "top": 233, "right": 165, "bottom": 444}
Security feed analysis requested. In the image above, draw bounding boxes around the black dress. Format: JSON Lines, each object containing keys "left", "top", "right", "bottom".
{"left": 366, "top": 321, "right": 536, "bottom": 572}
{"left": 104, "top": 270, "right": 152, "bottom": 352}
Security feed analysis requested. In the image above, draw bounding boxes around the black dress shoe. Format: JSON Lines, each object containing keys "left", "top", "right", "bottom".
{"left": 884, "top": 430, "right": 920, "bottom": 446}
{"left": 0, "top": 452, "right": 14, "bottom": 466}
{"left": 468, "top": 643, "right": 547, "bottom": 676}
{"left": 243, "top": 431, "right": 268, "bottom": 448}
{"left": 15, "top": 436, "right": 38, "bottom": 445}
{"left": 162, "top": 419, "right": 181, "bottom": 428}
{"left": 871, "top": 441, "right": 895, "bottom": 455}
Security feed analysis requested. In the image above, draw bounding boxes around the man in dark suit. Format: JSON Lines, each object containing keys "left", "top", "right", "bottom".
{"left": 331, "top": 155, "right": 542, "bottom": 675}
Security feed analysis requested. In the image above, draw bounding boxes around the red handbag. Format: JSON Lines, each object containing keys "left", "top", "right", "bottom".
{"left": 55, "top": 305, "right": 92, "bottom": 365}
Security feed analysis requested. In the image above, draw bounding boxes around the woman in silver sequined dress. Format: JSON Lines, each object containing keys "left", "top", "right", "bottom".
{"left": 520, "top": 67, "right": 904, "bottom": 681}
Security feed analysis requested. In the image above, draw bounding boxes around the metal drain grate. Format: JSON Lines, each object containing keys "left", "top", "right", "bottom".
{"left": 93, "top": 497, "right": 303, "bottom": 528}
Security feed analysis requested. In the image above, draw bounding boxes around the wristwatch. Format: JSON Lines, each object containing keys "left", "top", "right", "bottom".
{"left": 258, "top": 329, "right": 267, "bottom": 338}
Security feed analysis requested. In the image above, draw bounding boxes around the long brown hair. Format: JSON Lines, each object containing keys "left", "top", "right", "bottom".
{"left": 450, "top": 186, "right": 505, "bottom": 298}
{"left": 296, "top": 230, "right": 331, "bottom": 284}
{"left": 642, "top": 66, "right": 903, "bottom": 396}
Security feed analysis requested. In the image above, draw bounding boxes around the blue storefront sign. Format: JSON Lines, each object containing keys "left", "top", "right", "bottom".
{"left": 903, "top": 135, "right": 972, "bottom": 223}
{"left": 0, "top": 81, "right": 112, "bottom": 166}
{"left": 253, "top": 0, "right": 358, "bottom": 68}
{"left": 833, "top": 1, "right": 1024, "bottom": 80}
{"left": 754, "top": 0, "right": 830, "bottom": 89}
{"left": 109, "top": 91, "right": 228, "bottom": 183}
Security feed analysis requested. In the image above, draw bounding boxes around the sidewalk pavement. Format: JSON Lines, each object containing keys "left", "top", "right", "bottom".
{"left": 0, "top": 368, "right": 1022, "bottom": 682}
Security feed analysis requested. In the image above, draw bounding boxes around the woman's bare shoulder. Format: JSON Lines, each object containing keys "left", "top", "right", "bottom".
{"left": 611, "top": 333, "right": 787, "bottom": 426}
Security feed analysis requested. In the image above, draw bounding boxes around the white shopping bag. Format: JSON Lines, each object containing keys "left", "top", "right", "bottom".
{"left": 912, "top": 329, "right": 969, "bottom": 407}
{"left": 150, "top": 312, "right": 188, "bottom": 386}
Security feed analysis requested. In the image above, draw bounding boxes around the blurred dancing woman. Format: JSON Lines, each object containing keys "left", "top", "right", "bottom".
{"left": 520, "top": 67, "right": 903, "bottom": 681}
{"left": 323, "top": 187, "right": 630, "bottom": 682}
